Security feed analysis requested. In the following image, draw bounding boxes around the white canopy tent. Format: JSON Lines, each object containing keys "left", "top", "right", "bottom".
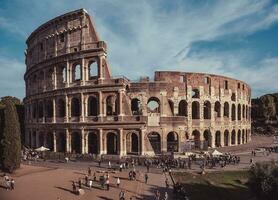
{"left": 35, "top": 146, "right": 50, "bottom": 152}
{"left": 211, "top": 149, "right": 223, "bottom": 156}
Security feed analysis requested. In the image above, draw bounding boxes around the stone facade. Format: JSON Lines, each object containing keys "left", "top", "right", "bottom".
{"left": 24, "top": 9, "right": 251, "bottom": 156}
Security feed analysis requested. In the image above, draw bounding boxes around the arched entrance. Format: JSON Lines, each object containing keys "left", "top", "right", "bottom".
{"left": 71, "top": 132, "right": 81, "bottom": 154}
{"left": 167, "top": 132, "right": 179, "bottom": 152}
{"left": 107, "top": 132, "right": 118, "bottom": 154}
{"left": 231, "top": 130, "right": 236, "bottom": 145}
{"left": 56, "top": 132, "right": 66, "bottom": 152}
{"left": 242, "top": 130, "right": 245, "bottom": 144}
{"left": 38, "top": 133, "right": 44, "bottom": 147}
{"left": 192, "top": 130, "right": 200, "bottom": 149}
{"left": 237, "top": 130, "right": 241, "bottom": 145}
{"left": 46, "top": 132, "right": 53, "bottom": 151}
{"left": 88, "top": 132, "right": 98, "bottom": 154}
{"left": 126, "top": 132, "right": 139, "bottom": 154}
{"left": 203, "top": 130, "right": 211, "bottom": 148}
{"left": 224, "top": 130, "right": 229, "bottom": 146}
{"left": 148, "top": 132, "right": 161, "bottom": 154}
{"left": 215, "top": 131, "right": 221, "bottom": 147}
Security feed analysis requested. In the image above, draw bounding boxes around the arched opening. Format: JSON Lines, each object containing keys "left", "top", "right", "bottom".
{"left": 88, "top": 96, "right": 98, "bottom": 116}
{"left": 45, "top": 100, "right": 53, "bottom": 118}
{"left": 71, "top": 98, "right": 80, "bottom": 117}
{"left": 57, "top": 99, "right": 65, "bottom": 117}
{"left": 192, "top": 101, "right": 200, "bottom": 119}
{"left": 204, "top": 101, "right": 211, "bottom": 119}
{"left": 126, "top": 132, "right": 139, "bottom": 154}
{"left": 231, "top": 130, "right": 236, "bottom": 145}
{"left": 238, "top": 104, "right": 241, "bottom": 120}
{"left": 39, "top": 133, "right": 44, "bottom": 147}
{"left": 56, "top": 132, "right": 66, "bottom": 152}
{"left": 237, "top": 130, "right": 241, "bottom": 145}
{"left": 178, "top": 100, "right": 188, "bottom": 116}
{"left": 204, "top": 130, "right": 211, "bottom": 148}
{"left": 245, "top": 130, "right": 248, "bottom": 143}
{"left": 71, "top": 132, "right": 81, "bottom": 154}
{"left": 46, "top": 132, "right": 54, "bottom": 151}
{"left": 147, "top": 97, "right": 160, "bottom": 113}
{"left": 73, "top": 64, "right": 81, "bottom": 81}
{"left": 148, "top": 132, "right": 161, "bottom": 154}
{"left": 88, "top": 132, "right": 98, "bottom": 154}
{"left": 38, "top": 71, "right": 44, "bottom": 90}
{"left": 242, "top": 129, "right": 245, "bottom": 144}
{"left": 106, "top": 95, "right": 117, "bottom": 116}
{"left": 214, "top": 101, "right": 221, "bottom": 118}
{"left": 191, "top": 89, "right": 200, "bottom": 98}
{"left": 107, "top": 132, "right": 118, "bottom": 154}
{"left": 224, "top": 102, "right": 229, "bottom": 118}
{"left": 131, "top": 98, "right": 141, "bottom": 115}
{"left": 88, "top": 61, "right": 98, "bottom": 79}
{"left": 192, "top": 130, "right": 200, "bottom": 149}
{"left": 232, "top": 104, "right": 236, "bottom": 121}
{"left": 167, "top": 132, "right": 179, "bottom": 152}
{"left": 215, "top": 131, "right": 221, "bottom": 147}
{"left": 224, "top": 130, "right": 229, "bottom": 146}
{"left": 38, "top": 101, "right": 44, "bottom": 118}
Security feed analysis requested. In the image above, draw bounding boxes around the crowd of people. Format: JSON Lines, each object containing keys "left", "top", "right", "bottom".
{"left": 2, "top": 174, "right": 15, "bottom": 191}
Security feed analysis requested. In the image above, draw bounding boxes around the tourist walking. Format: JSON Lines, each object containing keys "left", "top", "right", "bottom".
{"left": 89, "top": 179, "right": 93, "bottom": 189}
{"left": 106, "top": 179, "right": 110, "bottom": 190}
{"left": 72, "top": 181, "right": 77, "bottom": 194}
{"left": 119, "top": 190, "right": 125, "bottom": 200}
{"left": 10, "top": 179, "right": 15, "bottom": 190}
{"left": 88, "top": 167, "right": 92, "bottom": 176}
{"left": 108, "top": 161, "right": 111, "bottom": 169}
{"left": 164, "top": 191, "right": 168, "bottom": 200}
{"left": 165, "top": 178, "right": 169, "bottom": 188}
{"left": 144, "top": 173, "right": 148, "bottom": 184}
{"left": 117, "top": 177, "right": 121, "bottom": 188}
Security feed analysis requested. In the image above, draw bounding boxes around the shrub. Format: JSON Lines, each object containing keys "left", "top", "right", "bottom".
{"left": 248, "top": 161, "right": 278, "bottom": 200}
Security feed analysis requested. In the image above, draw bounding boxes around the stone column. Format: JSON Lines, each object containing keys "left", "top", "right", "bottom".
{"left": 140, "top": 128, "right": 145, "bottom": 156}
{"left": 66, "top": 61, "right": 71, "bottom": 86}
{"left": 211, "top": 131, "right": 215, "bottom": 148}
{"left": 228, "top": 132, "right": 232, "bottom": 146}
{"left": 99, "top": 129, "right": 104, "bottom": 154}
{"left": 53, "top": 98, "right": 56, "bottom": 123}
{"left": 235, "top": 130, "right": 238, "bottom": 145}
{"left": 53, "top": 131, "right": 57, "bottom": 152}
{"left": 81, "top": 129, "right": 85, "bottom": 154}
{"left": 81, "top": 93, "right": 85, "bottom": 122}
{"left": 84, "top": 95, "right": 88, "bottom": 118}
{"left": 53, "top": 65, "right": 57, "bottom": 90}
{"left": 84, "top": 132, "right": 88, "bottom": 154}
{"left": 118, "top": 90, "right": 124, "bottom": 116}
{"left": 220, "top": 132, "right": 224, "bottom": 147}
{"left": 65, "top": 95, "right": 69, "bottom": 122}
{"left": 81, "top": 58, "right": 86, "bottom": 85}
{"left": 98, "top": 91, "right": 103, "bottom": 118}
{"left": 54, "top": 34, "right": 57, "bottom": 57}
{"left": 98, "top": 56, "right": 104, "bottom": 82}
{"left": 66, "top": 129, "right": 70, "bottom": 153}
{"left": 118, "top": 128, "right": 126, "bottom": 156}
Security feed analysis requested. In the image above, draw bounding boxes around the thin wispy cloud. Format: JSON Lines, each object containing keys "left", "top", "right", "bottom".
{"left": 0, "top": 0, "right": 278, "bottom": 98}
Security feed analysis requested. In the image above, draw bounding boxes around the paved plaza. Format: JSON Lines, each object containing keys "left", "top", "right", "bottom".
{"left": 0, "top": 135, "right": 277, "bottom": 200}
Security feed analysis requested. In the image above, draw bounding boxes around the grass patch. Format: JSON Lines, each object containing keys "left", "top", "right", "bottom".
{"left": 173, "top": 170, "right": 252, "bottom": 200}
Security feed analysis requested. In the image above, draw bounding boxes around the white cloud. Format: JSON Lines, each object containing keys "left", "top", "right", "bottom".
{"left": 1, "top": 0, "right": 278, "bottom": 98}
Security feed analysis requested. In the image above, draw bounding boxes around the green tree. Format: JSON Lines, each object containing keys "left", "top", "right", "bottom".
{"left": 248, "top": 161, "right": 278, "bottom": 200}
{"left": 0, "top": 97, "right": 21, "bottom": 172}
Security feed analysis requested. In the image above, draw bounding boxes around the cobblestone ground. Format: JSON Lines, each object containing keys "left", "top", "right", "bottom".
{"left": 0, "top": 135, "right": 277, "bottom": 200}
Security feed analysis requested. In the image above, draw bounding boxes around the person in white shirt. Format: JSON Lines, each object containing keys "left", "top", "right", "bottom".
{"left": 116, "top": 177, "right": 120, "bottom": 188}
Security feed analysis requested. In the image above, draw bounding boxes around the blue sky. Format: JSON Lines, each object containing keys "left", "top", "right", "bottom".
{"left": 1, "top": 0, "right": 278, "bottom": 99}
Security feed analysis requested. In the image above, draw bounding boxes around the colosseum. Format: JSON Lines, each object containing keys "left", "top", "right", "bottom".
{"left": 24, "top": 9, "right": 252, "bottom": 157}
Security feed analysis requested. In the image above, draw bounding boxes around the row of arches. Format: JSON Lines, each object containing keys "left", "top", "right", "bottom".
{"left": 27, "top": 61, "right": 100, "bottom": 95}
{"left": 135, "top": 97, "right": 250, "bottom": 120}
{"left": 29, "top": 129, "right": 251, "bottom": 155}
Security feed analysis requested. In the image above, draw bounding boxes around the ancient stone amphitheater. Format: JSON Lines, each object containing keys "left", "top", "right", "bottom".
{"left": 24, "top": 9, "right": 251, "bottom": 156}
